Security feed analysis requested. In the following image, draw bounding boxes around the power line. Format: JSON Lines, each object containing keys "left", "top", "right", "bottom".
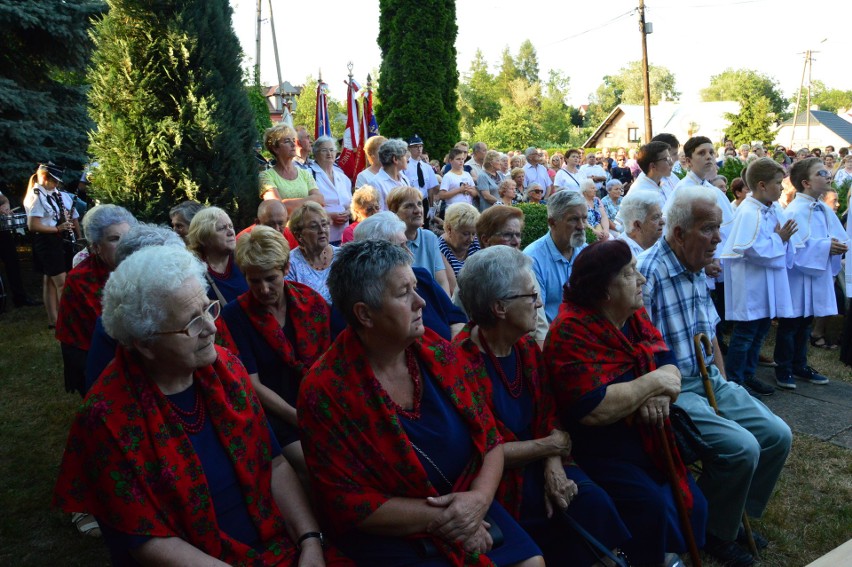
{"left": 547, "top": 9, "right": 636, "bottom": 45}
{"left": 653, "top": 0, "right": 770, "bottom": 8}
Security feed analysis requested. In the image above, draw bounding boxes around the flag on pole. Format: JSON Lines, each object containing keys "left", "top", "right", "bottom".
{"left": 361, "top": 83, "right": 379, "bottom": 140}
{"left": 337, "top": 78, "right": 363, "bottom": 182}
{"left": 315, "top": 79, "right": 331, "bottom": 139}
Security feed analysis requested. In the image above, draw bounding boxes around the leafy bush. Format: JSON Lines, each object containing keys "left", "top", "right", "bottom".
{"left": 515, "top": 202, "right": 548, "bottom": 248}
{"left": 718, "top": 157, "right": 745, "bottom": 199}
{"left": 833, "top": 177, "right": 851, "bottom": 218}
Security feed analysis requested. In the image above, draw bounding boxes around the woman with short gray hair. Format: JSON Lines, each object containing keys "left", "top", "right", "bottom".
{"left": 455, "top": 246, "right": 630, "bottom": 565}
{"left": 300, "top": 239, "right": 544, "bottom": 567}
{"left": 373, "top": 138, "right": 411, "bottom": 209}
{"left": 310, "top": 135, "right": 351, "bottom": 244}
{"left": 56, "top": 245, "right": 337, "bottom": 566}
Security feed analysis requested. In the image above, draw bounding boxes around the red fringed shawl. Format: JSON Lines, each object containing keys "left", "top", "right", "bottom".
{"left": 298, "top": 327, "right": 503, "bottom": 567}
{"left": 235, "top": 281, "right": 330, "bottom": 378}
{"left": 454, "top": 325, "right": 563, "bottom": 519}
{"left": 53, "top": 346, "right": 299, "bottom": 566}
{"left": 55, "top": 254, "right": 111, "bottom": 350}
{"left": 543, "top": 301, "right": 695, "bottom": 511}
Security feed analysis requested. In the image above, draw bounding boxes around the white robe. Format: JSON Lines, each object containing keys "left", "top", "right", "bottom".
{"left": 785, "top": 193, "right": 848, "bottom": 317}
{"left": 720, "top": 196, "right": 794, "bottom": 320}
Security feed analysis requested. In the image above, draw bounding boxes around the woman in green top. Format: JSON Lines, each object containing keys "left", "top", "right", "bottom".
{"left": 260, "top": 124, "right": 325, "bottom": 214}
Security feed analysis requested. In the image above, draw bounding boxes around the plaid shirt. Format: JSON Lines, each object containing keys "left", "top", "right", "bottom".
{"left": 637, "top": 237, "right": 720, "bottom": 378}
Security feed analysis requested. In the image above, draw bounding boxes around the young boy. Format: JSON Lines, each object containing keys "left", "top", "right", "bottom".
{"left": 721, "top": 157, "right": 798, "bottom": 397}
{"left": 438, "top": 148, "right": 478, "bottom": 207}
{"left": 774, "top": 158, "right": 848, "bottom": 388}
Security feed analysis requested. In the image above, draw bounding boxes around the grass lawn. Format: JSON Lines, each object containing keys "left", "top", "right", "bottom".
{"left": 1, "top": 293, "right": 850, "bottom": 565}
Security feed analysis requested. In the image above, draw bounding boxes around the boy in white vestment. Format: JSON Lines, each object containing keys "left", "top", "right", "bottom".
{"left": 774, "top": 158, "right": 848, "bottom": 388}
{"left": 721, "top": 158, "right": 798, "bottom": 397}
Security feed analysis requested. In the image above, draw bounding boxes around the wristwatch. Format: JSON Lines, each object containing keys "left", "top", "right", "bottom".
{"left": 297, "top": 531, "right": 325, "bottom": 549}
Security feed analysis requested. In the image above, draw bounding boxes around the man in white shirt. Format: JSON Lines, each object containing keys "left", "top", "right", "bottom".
{"left": 294, "top": 126, "right": 316, "bottom": 169}
{"left": 617, "top": 190, "right": 665, "bottom": 256}
{"left": 522, "top": 147, "right": 553, "bottom": 196}
{"left": 404, "top": 134, "right": 439, "bottom": 205}
{"left": 465, "top": 142, "right": 488, "bottom": 179}
{"left": 578, "top": 152, "right": 607, "bottom": 194}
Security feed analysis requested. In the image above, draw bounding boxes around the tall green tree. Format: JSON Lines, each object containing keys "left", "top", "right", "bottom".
{"left": 790, "top": 80, "right": 852, "bottom": 115}
{"left": 0, "top": 1, "right": 103, "bottom": 198}
{"left": 495, "top": 46, "right": 521, "bottom": 92}
{"left": 376, "top": 0, "right": 460, "bottom": 157}
{"left": 724, "top": 96, "right": 775, "bottom": 147}
{"left": 538, "top": 70, "right": 573, "bottom": 147}
{"left": 702, "top": 68, "right": 787, "bottom": 118}
{"left": 87, "top": 0, "right": 259, "bottom": 223}
{"left": 515, "top": 40, "right": 540, "bottom": 86}
{"left": 586, "top": 61, "right": 679, "bottom": 125}
{"left": 458, "top": 50, "right": 500, "bottom": 138}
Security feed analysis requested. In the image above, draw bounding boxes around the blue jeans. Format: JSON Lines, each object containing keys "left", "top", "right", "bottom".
{"left": 726, "top": 318, "right": 771, "bottom": 384}
{"left": 774, "top": 316, "right": 813, "bottom": 377}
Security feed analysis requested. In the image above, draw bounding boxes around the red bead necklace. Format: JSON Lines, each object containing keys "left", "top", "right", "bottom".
{"left": 388, "top": 347, "right": 423, "bottom": 420}
{"left": 479, "top": 329, "right": 524, "bottom": 399}
{"left": 167, "top": 386, "right": 206, "bottom": 435}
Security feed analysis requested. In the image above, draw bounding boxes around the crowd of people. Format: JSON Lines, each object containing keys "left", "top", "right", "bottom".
{"left": 4, "top": 126, "right": 848, "bottom": 567}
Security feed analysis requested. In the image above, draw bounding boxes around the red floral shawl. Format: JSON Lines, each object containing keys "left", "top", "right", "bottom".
{"left": 298, "top": 327, "right": 503, "bottom": 567}
{"left": 235, "top": 281, "right": 330, "bottom": 378}
{"left": 543, "top": 300, "right": 694, "bottom": 511}
{"left": 454, "top": 324, "right": 563, "bottom": 519}
{"left": 53, "top": 346, "right": 298, "bottom": 566}
{"left": 55, "top": 254, "right": 111, "bottom": 350}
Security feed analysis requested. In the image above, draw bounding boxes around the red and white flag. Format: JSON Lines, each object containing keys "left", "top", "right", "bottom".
{"left": 337, "top": 79, "right": 363, "bottom": 183}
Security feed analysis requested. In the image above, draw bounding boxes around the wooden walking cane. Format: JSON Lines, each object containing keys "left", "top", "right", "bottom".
{"left": 693, "top": 333, "right": 759, "bottom": 558}
{"left": 658, "top": 425, "right": 702, "bottom": 567}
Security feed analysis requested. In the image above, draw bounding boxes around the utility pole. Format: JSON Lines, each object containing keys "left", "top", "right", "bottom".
{"left": 268, "top": 0, "right": 284, "bottom": 112}
{"left": 254, "top": 0, "right": 261, "bottom": 85}
{"left": 790, "top": 50, "right": 815, "bottom": 148}
{"left": 639, "top": 0, "right": 653, "bottom": 142}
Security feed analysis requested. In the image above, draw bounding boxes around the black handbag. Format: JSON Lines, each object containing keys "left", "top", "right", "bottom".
{"left": 669, "top": 404, "right": 718, "bottom": 467}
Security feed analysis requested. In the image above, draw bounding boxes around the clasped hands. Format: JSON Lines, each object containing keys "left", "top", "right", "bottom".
{"left": 426, "top": 490, "right": 492, "bottom": 554}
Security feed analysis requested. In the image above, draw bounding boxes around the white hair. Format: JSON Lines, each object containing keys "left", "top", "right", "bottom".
{"left": 353, "top": 211, "right": 406, "bottom": 242}
{"left": 617, "top": 190, "right": 664, "bottom": 231}
{"left": 665, "top": 185, "right": 719, "bottom": 238}
{"left": 102, "top": 245, "right": 208, "bottom": 346}
{"left": 457, "top": 246, "right": 532, "bottom": 327}
{"left": 579, "top": 178, "right": 596, "bottom": 194}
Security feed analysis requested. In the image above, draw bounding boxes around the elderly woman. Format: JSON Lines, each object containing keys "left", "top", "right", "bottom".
{"left": 730, "top": 177, "right": 748, "bottom": 209}
{"left": 187, "top": 206, "right": 248, "bottom": 304}
{"left": 438, "top": 203, "right": 481, "bottom": 275}
{"left": 285, "top": 201, "right": 339, "bottom": 304}
{"left": 554, "top": 149, "right": 583, "bottom": 192}
{"left": 455, "top": 246, "right": 630, "bottom": 566}
{"left": 510, "top": 167, "right": 526, "bottom": 194}
{"left": 373, "top": 138, "right": 411, "bottom": 210}
{"left": 499, "top": 154, "right": 511, "bottom": 177}
{"left": 476, "top": 149, "right": 504, "bottom": 211}
{"left": 310, "top": 135, "right": 352, "bottom": 244}
{"left": 355, "top": 135, "right": 388, "bottom": 188}
{"left": 341, "top": 185, "right": 380, "bottom": 244}
{"left": 601, "top": 179, "right": 624, "bottom": 233}
{"left": 495, "top": 179, "right": 518, "bottom": 206}
{"left": 54, "top": 245, "right": 347, "bottom": 566}
{"left": 388, "top": 185, "right": 452, "bottom": 296}
{"left": 169, "top": 200, "right": 204, "bottom": 242}
{"left": 298, "top": 239, "right": 544, "bottom": 567}
{"left": 544, "top": 240, "right": 707, "bottom": 566}
{"left": 223, "top": 225, "right": 330, "bottom": 477}
{"left": 834, "top": 155, "right": 852, "bottom": 187}
{"left": 581, "top": 179, "right": 610, "bottom": 241}
{"left": 56, "top": 204, "right": 136, "bottom": 396}
{"left": 260, "top": 124, "right": 325, "bottom": 213}
{"left": 354, "top": 212, "right": 467, "bottom": 340}
{"left": 616, "top": 190, "right": 666, "bottom": 257}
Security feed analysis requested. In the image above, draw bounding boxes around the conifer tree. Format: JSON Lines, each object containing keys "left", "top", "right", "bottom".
{"left": 87, "top": 0, "right": 259, "bottom": 222}
{"left": 0, "top": 0, "right": 103, "bottom": 197}
{"left": 376, "top": 0, "right": 460, "bottom": 157}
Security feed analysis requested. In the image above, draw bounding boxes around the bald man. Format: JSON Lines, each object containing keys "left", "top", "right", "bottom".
{"left": 237, "top": 200, "right": 298, "bottom": 250}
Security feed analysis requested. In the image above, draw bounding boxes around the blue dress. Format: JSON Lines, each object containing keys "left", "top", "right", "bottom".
{"left": 481, "top": 351, "right": 631, "bottom": 566}
{"left": 221, "top": 301, "right": 303, "bottom": 447}
{"left": 562, "top": 347, "right": 708, "bottom": 565}
{"left": 334, "top": 363, "right": 541, "bottom": 566}
{"left": 206, "top": 258, "right": 248, "bottom": 304}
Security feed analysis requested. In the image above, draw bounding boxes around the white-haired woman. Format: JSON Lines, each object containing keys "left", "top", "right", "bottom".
{"left": 616, "top": 190, "right": 665, "bottom": 256}
{"left": 601, "top": 180, "right": 624, "bottom": 233}
{"left": 54, "top": 245, "right": 348, "bottom": 566}
{"left": 495, "top": 179, "right": 518, "bottom": 206}
{"left": 187, "top": 206, "right": 248, "bottom": 304}
{"left": 439, "top": 202, "right": 481, "bottom": 275}
{"left": 286, "top": 201, "right": 339, "bottom": 304}
{"left": 56, "top": 204, "right": 136, "bottom": 396}
{"left": 341, "top": 185, "right": 380, "bottom": 244}
{"left": 476, "top": 150, "right": 504, "bottom": 211}
{"left": 581, "top": 178, "right": 610, "bottom": 241}
{"left": 260, "top": 123, "right": 325, "bottom": 213}
{"left": 310, "top": 135, "right": 352, "bottom": 244}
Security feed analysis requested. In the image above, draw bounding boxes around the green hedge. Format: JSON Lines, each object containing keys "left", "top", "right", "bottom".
{"left": 515, "top": 202, "right": 597, "bottom": 249}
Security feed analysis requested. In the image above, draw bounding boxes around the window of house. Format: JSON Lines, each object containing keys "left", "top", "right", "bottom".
{"left": 628, "top": 128, "right": 640, "bottom": 143}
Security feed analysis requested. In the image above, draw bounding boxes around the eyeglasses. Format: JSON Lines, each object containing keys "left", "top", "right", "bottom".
{"left": 303, "top": 221, "right": 330, "bottom": 233}
{"left": 655, "top": 157, "right": 674, "bottom": 165}
{"left": 502, "top": 292, "right": 539, "bottom": 303}
{"left": 154, "top": 301, "right": 220, "bottom": 338}
{"left": 495, "top": 231, "right": 522, "bottom": 241}
{"left": 815, "top": 170, "right": 832, "bottom": 179}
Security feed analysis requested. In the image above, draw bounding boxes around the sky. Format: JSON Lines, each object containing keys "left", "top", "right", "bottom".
{"left": 229, "top": 0, "right": 851, "bottom": 108}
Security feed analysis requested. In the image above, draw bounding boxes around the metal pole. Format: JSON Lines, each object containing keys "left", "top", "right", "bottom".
{"left": 790, "top": 51, "right": 808, "bottom": 148}
{"left": 254, "top": 0, "right": 261, "bottom": 84}
{"left": 806, "top": 50, "right": 812, "bottom": 144}
{"left": 639, "top": 0, "right": 653, "bottom": 142}
{"left": 268, "top": 0, "right": 284, "bottom": 112}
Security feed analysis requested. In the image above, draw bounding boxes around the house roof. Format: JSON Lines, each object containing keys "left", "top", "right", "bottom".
{"left": 778, "top": 110, "right": 852, "bottom": 144}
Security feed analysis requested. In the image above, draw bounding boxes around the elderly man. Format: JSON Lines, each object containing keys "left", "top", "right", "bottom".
{"left": 617, "top": 190, "right": 665, "bottom": 256}
{"left": 578, "top": 152, "right": 607, "bottom": 194}
{"left": 523, "top": 190, "right": 587, "bottom": 322}
{"left": 638, "top": 186, "right": 792, "bottom": 567}
{"left": 465, "top": 141, "right": 488, "bottom": 178}
{"left": 630, "top": 141, "right": 673, "bottom": 206}
{"left": 523, "top": 146, "right": 553, "bottom": 197}
{"left": 294, "top": 126, "right": 315, "bottom": 169}
{"left": 404, "top": 134, "right": 439, "bottom": 208}
{"left": 236, "top": 199, "right": 298, "bottom": 250}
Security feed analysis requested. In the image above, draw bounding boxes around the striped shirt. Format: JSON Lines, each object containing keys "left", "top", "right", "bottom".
{"left": 637, "top": 237, "right": 720, "bottom": 378}
{"left": 438, "top": 236, "right": 480, "bottom": 275}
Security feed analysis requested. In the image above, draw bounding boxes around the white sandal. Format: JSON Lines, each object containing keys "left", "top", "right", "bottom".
{"left": 71, "top": 512, "right": 102, "bottom": 538}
